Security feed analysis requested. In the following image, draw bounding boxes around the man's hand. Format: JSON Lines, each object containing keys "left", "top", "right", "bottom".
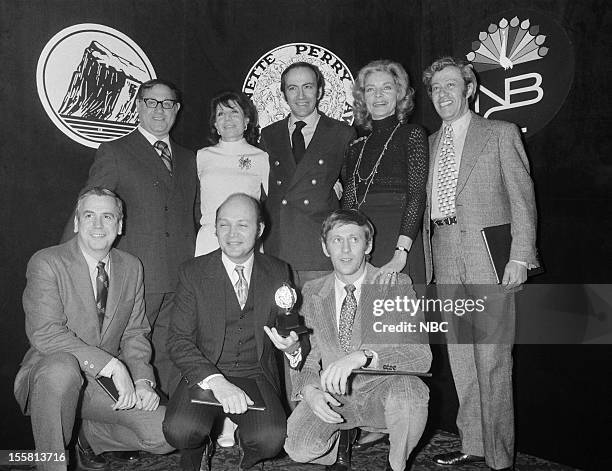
{"left": 320, "top": 351, "right": 366, "bottom": 395}
{"left": 110, "top": 360, "right": 136, "bottom": 410}
{"left": 135, "top": 381, "right": 160, "bottom": 411}
{"left": 502, "top": 260, "right": 527, "bottom": 290}
{"left": 263, "top": 326, "right": 299, "bottom": 351}
{"left": 303, "top": 385, "right": 343, "bottom": 424}
{"left": 208, "top": 376, "right": 253, "bottom": 414}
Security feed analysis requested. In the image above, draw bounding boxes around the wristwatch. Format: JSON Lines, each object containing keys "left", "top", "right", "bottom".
{"left": 362, "top": 349, "right": 374, "bottom": 368}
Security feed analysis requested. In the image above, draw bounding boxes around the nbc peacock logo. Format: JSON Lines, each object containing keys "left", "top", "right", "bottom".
{"left": 464, "top": 11, "right": 574, "bottom": 138}
{"left": 37, "top": 24, "right": 156, "bottom": 148}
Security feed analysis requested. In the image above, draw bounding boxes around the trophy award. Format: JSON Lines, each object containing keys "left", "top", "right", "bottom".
{"left": 274, "top": 283, "right": 308, "bottom": 336}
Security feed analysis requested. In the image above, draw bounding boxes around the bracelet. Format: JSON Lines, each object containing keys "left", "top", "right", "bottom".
{"left": 395, "top": 246, "right": 408, "bottom": 253}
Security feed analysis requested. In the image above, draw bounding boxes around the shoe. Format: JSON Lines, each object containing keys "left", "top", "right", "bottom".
{"left": 108, "top": 450, "right": 141, "bottom": 462}
{"left": 76, "top": 437, "right": 109, "bottom": 470}
{"left": 216, "top": 417, "right": 237, "bottom": 447}
{"left": 325, "top": 429, "right": 358, "bottom": 471}
{"left": 353, "top": 431, "right": 389, "bottom": 451}
{"left": 433, "top": 451, "right": 485, "bottom": 466}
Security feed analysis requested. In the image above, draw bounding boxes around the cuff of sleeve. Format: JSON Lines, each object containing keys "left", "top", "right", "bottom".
{"left": 134, "top": 378, "right": 155, "bottom": 388}
{"left": 98, "top": 357, "right": 119, "bottom": 378}
{"left": 510, "top": 259, "right": 528, "bottom": 268}
{"left": 198, "top": 373, "right": 224, "bottom": 390}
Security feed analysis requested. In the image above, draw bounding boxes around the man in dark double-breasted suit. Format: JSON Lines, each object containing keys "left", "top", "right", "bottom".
{"left": 261, "top": 62, "right": 356, "bottom": 288}
{"left": 63, "top": 79, "right": 199, "bottom": 394}
{"left": 163, "top": 194, "right": 290, "bottom": 471}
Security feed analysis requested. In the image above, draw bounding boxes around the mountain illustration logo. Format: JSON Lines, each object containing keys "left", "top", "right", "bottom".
{"left": 37, "top": 24, "right": 156, "bottom": 148}
{"left": 463, "top": 10, "right": 573, "bottom": 138}
{"left": 242, "top": 43, "right": 354, "bottom": 128}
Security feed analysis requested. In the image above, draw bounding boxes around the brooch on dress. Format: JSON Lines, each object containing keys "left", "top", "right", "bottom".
{"left": 238, "top": 155, "right": 252, "bottom": 170}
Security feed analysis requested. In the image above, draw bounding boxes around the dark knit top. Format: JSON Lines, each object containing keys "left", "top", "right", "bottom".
{"left": 341, "top": 115, "right": 428, "bottom": 240}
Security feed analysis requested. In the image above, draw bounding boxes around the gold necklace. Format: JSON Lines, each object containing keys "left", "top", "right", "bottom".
{"left": 352, "top": 122, "right": 401, "bottom": 208}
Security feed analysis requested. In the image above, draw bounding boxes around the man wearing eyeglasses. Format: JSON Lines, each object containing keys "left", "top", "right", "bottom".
{"left": 63, "top": 79, "right": 199, "bottom": 402}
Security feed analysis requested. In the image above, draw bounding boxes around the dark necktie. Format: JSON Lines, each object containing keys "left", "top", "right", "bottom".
{"left": 154, "top": 140, "right": 173, "bottom": 175}
{"left": 234, "top": 265, "right": 248, "bottom": 308}
{"left": 292, "top": 121, "right": 307, "bottom": 164}
{"left": 95, "top": 261, "right": 108, "bottom": 331}
{"left": 338, "top": 284, "right": 357, "bottom": 352}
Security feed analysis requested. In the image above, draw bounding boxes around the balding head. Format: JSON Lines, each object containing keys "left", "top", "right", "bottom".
{"left": 215, "top": 193, "right": 265, "bottom": 263}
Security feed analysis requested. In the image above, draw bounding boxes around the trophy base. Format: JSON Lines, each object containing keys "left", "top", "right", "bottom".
{"left": 276, "top": 313, "right": 308, "bottom": 337}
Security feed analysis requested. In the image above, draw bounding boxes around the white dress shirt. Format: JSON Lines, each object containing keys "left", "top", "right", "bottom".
{"left": 288, "top": 110, "right": 320, "bottom": 149}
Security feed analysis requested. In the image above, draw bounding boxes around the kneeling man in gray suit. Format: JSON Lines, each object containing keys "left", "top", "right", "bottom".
{"left": 14, "top": 188, "right": 173, "bottom": 471}
{"left": 279, "top": 209, "right": 432, "bottom": 471}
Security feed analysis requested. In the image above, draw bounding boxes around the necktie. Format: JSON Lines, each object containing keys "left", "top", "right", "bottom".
{"left": 234, "top": 265, "right": 248, "bottom": 308}
{"left": 95, "top": 261, "right": 108, "bottom": 331}
{"left": 436, "top": 124, "right": 458, "bottom": 217}
{"left": 154, "top": 140, "right": 173, "bottom": 175}
{"left": 291, "top": 121, "right": 307, "bottom": 164}
{"left": 338, "top": 284, "right": 357, "bottom": 352}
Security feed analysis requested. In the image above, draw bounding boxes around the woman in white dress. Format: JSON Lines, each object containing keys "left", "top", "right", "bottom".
{"left": 195, "top": 91, "right": 269, "bottom": 256}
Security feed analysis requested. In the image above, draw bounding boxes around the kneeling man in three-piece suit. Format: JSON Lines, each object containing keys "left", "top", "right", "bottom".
{"left": 163, "top": 193, "right": 289, "bottom": 471}
{"left": 276, "top": 209, "right": 432, "bottom": 471}
{"left": 14, "top": 187, "right": 173, "bottom": 471}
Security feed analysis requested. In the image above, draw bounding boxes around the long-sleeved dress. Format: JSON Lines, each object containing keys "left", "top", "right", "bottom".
{"left": 342, "top": 115, "right": 428, "bottom": 283}
{"left": 195, "top": 138, "right": 269, "bottom": 256}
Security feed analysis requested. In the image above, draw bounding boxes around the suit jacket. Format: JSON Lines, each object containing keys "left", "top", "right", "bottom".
{"left": 63, "top": 130, "right": 199, "bottom": 294}
{"left": 167, "top": 249, "right": 291, "bottom": 394}
{"left": 261, "top": 113, "right": 356, "bottom": 271}
{"left": 290, "top": 264, "right": 432, "bottom": 401}
{"left": 423, "top": 112, "right": 538, "bottom": 283}
{"left": 14, "top": 237, "right": 153, "bottom": 413}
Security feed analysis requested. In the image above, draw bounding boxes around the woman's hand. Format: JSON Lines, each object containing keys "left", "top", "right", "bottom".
{"left": 374, "top": 249, "right": 408, "bottom": 284}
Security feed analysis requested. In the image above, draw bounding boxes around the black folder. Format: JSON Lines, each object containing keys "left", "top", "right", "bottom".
{"left": 481, "top": 223, "right": 543, "bottom": 284}
{"left": 96, "top": 376, "right": 119, "bottom": 402}
{"left": 190, "top": 376, "right": 266, "bottom": 411}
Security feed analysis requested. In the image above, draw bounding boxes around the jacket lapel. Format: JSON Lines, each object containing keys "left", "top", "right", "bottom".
{"left": 208, "top": 251, "right": 228, "bottom": 355}
{"left": 251, "top": 255, "right": 270, "bottom": 359}
{"left": 66, "top": 239, "right": 101, "bottom": 343}
{"left": 128, "top": 130, "right": 173, "bottom": 188}
{"left": 311, "top": 273, "right": 340, "bottom": 352}
{"left": 456, "top": 112, "right": 491, "bottom": 196}
{"left": 100, "top": 249, "right": 126, "bottom": 339}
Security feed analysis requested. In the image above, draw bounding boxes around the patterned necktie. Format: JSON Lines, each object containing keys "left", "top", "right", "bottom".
{"left": 292, "top": 121, "right": 307, "bottom": 164}
{"left": 338, "top": 284, "right": 357, "bottom": 352}
{"left": 234, "top": 265, "right": 248, "bottom": 308}
{"left": 436, "top": 124, "right": 458, "bottom": 217}
{"left": 154, "top": 140, "right": 173, "bottom": 175}
{"left": 95, "top": 261, "right": 108, "bottom": 331}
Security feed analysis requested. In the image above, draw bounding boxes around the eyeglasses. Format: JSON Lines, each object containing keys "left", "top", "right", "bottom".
{"left": 140, "top": 98, "right": 178, "bottom": 109}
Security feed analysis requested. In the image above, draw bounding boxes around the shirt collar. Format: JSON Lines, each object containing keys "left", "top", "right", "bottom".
{"left": 334, "top": 267, "right": 367, "bottom": 296}
{"left": 80, "top": 246, "right": 110, "bottom": 275}
{"left": 444, "top": 109, "right": 471, "bottom": 135}
{"left": 138, "top": 125, "right": 170, "bottom": 147}
{"left": 221, "top": 252, "right": 255, "bottom": 282}
{"left": 289, "top": 109, "right": 319, "bottom": 129}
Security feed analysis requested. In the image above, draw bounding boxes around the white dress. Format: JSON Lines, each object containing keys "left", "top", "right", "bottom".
{"left": 195, "top": 138, "right": 270, "bottom": 256}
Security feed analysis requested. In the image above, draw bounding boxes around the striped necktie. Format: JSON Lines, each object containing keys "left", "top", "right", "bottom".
{"left": 95, "top": 261, "right": 108, "bottom": 331}
{"left": 154, "top": 140, "right": 173, "bottom": 175}
{"left": 234, "top": 265, "right": 248, "bottom": 308}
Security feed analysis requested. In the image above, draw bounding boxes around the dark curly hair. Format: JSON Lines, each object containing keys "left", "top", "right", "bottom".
{"left": 209, "top": 91, "right": 260, "bottom": 146}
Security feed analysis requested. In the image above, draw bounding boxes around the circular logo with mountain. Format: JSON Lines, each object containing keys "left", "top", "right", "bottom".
{"left": 242, "top": 43, "right": 354, "bottom": 128}
{"left": 462, "top": 10, "right": 573, "bottom": 138}
{"left": 37, "top": 24, "right": 156, "bottom": 148}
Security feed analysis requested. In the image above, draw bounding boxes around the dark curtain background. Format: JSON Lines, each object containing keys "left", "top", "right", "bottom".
{"left": 1, "top": 1, "right": 610, "bottom": 469}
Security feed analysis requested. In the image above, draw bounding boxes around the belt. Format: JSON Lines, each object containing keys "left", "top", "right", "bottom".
{"left": 432, "top": 216, "right": 457, "bottom": 226}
